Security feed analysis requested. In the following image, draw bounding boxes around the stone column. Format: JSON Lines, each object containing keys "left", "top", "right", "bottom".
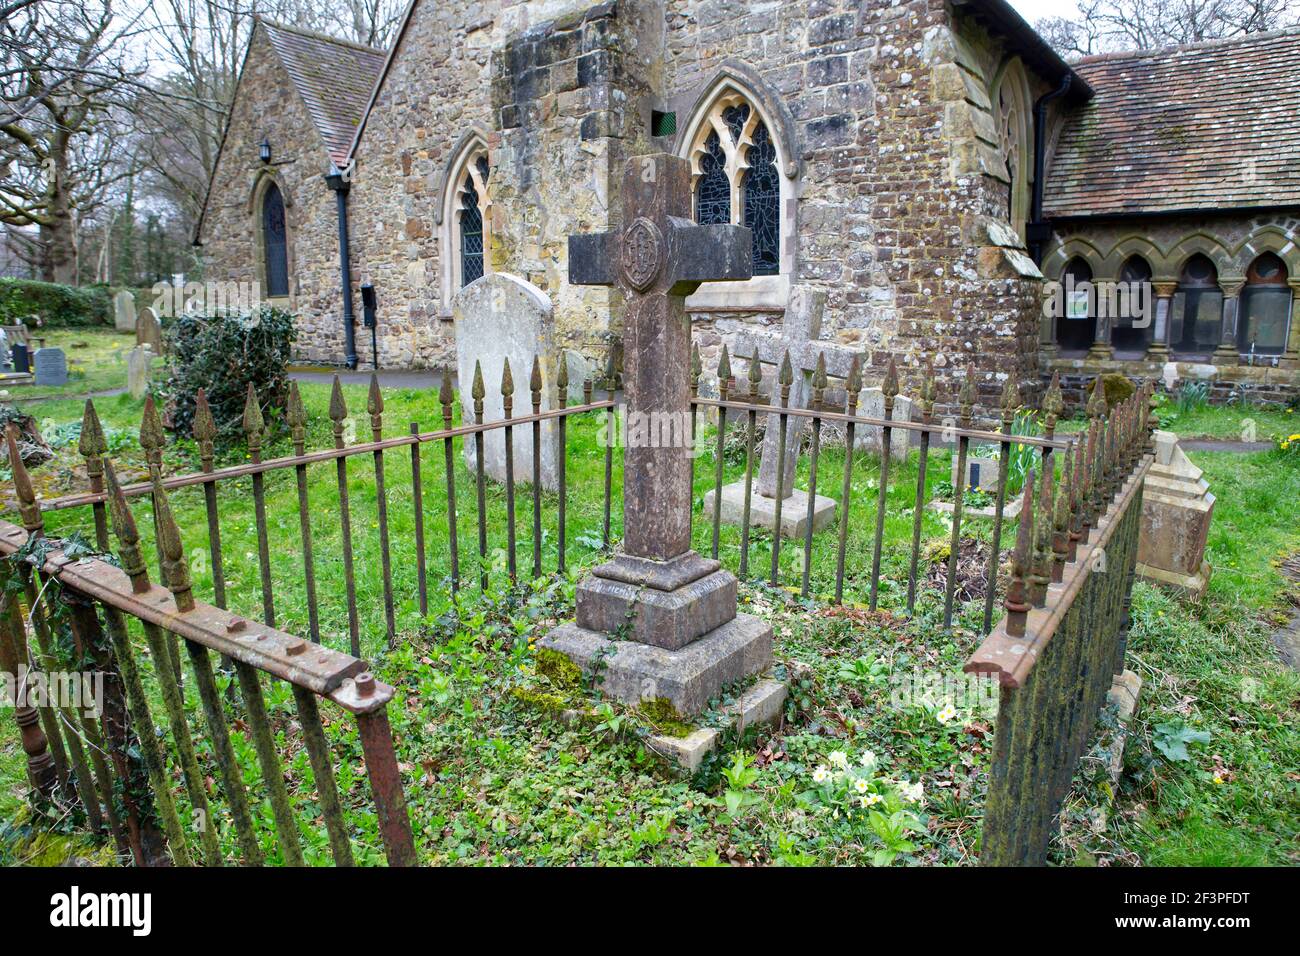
{"left": 1087, "top": 292, "right": 1113, "bottom": 360}
{"left": 1040, "top": 285, "right": 1058, "bottom": 359}
{"left": 1147, "top": 281, "right": 1178, "bottom": 360}
{"left": 1281, "top": 278, "right": 1300, "bottom": 370}
{"left": 1213, "top": 278, "right": 1244, "bottom": 365}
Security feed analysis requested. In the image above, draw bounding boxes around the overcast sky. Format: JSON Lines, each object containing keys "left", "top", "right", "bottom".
{"left": 1008, "top": 0, "right": 1081, "bottom": 21}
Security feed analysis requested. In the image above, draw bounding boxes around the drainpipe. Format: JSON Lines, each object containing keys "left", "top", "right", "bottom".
{"left": 324, "top": 165, "right": 358, "bottom": 370}
{"left": 1027, "top": 73, "right": 1072, "bottom": 266}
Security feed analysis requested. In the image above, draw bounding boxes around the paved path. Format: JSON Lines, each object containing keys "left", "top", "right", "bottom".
{"left": 1180, "top": 439, "right": 1274, "bottom": 453}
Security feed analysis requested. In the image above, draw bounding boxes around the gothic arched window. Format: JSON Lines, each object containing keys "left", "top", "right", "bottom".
{"left": 261, "top": 182, "right": 289, "bottom": 298}
{"left": 1112, "top": 256, "right": 1153, "bottom": 353}
{"left": 1239, "top": 253, "right": 1290, "bottom": 356}
{"left": 993, "top": 60, "right": 1033, "bottom": 241}
{"left": 459, "top": 156, "right": 489, "bottom": 288}
{"left": 1057, "top": 257, "right": 1095, "bottom": 353}
{"left": 1172, "top": 254, "right": 1223, "bottom": 354}
{"left": 687, "top": 94, "right": 782, "bottom": 277}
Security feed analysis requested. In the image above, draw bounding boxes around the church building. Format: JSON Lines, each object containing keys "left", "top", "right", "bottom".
{"left": 193, "top": 1, "right": 1300, "bottom": 406}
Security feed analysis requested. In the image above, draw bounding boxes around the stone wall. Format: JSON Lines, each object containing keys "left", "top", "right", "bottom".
{"left": 201, "top": 0, "right": 1061, "bottom": 408}
{"left": 196, "top": 26, "right": 345, "bottom": 365}
{"left": 658, "top": 0, "right": 1051, "bottom": 413}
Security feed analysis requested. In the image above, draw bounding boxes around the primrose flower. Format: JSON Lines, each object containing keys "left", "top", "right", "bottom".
{"left": 812, "top": 765, "right": 832, "bottom": 784}
{"left": 900, "top": 781, "right": 924, "bottom": 803}
{"left": 858, "top": 796, "right": 872, "bottom": 809}
{"left": 936, "top": 703, "right": 957, "bottom": 725}
{"left": 865, "top": 793, "right": 883, "bottom": 806}
{"left": 859, "top": 750, "right": 878, "bottom": 769}
{"left": 854, "top": 777, "right": 870, "bottom": 795}
{"left": 828, "top": 750, "right": 850, "bottom": 770}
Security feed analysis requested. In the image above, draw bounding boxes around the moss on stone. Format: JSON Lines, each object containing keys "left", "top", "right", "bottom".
{"left": 637, "top": 698, "right": 693, "bottom": 738}
{"left": 536, "top": 648, "right": 583, "bottom": 690}
{"left": 508, "top": 685, "right": 573, "bottom": 715}
{"left": 1102, "top": 373, "right": 1137, "bottom": 408}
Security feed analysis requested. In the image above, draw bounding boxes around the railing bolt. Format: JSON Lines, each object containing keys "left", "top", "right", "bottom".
{"left": 226, "top": 619, "right": 246, "bottom": 634}
{"left": 285, "top": 639, "right": 307, "bottom": 656}
{"left": 355, "top": 672, "right": 375, "bottom": 696}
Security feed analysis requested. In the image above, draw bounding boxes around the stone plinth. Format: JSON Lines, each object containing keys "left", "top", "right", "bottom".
{"left": 1136, "top": 430, "right": 1214, "bottom": 597}
{"left": 702, "top": 482, "right": 837, "bottom": 538}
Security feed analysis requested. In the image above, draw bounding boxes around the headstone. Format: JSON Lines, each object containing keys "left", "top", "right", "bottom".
{"left": 452, "top": 272, "right": 559, "bottom": 491}
{"left": 857, "top": 388, "right": 914, "bottom": 461}
{"left": 33, "top": 346, "right": 67, "bottom": 386}
{"left": 1136, "top": 430, "right": 1215, "bottom": 598}
{"left": 701, "top": 287, "right": 865, "bottom": 537}
{"left": 563, "top": 350, "right": 589, "bottom": 404}
{"left": 127, "top": 346, "right": 154, "bottom": 400}
{"left": 540, "top": 153, "right": 777, "bottom": 718}
{"left": 953, "top": 445, "right": 1001, "bottom": 492}
{"left": 136, "top": 307, "right": 163, "bottom": 353}
{"left": 12, "top": 343, "right": 29, "bottom": 374}
{"left": 113, "top": 290, "right": 136, "bottom": 332}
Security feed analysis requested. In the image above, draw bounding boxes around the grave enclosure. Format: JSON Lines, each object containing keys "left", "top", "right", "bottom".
{"left": 4, "top": 157, "right": 1157, "bottom": 869}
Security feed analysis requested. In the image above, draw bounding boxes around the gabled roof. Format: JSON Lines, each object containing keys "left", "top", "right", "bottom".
{"left": 259, "top": 19, "right": 386, "bottom": 167}
{"left": 1044, "top": 27, "right": 1300, "bottom": 219}
{"left": 193, "top": 19, "right": 385, "bottom": 243}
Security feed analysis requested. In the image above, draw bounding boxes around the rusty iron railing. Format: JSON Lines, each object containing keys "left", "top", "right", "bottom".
{"left": 39, "top": 364, "right": 617, "bottom": 657}
{"left": 964, "top": 382, "right": 1151, "bottom": 866}
{"left": 689, "top": 347, "right": 1074, "bottom": 631}
{"left": 1, "top": 425, "right": 416, "bottom": 866}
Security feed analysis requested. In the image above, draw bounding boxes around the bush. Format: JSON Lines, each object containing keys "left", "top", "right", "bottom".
{"left": 1101, "top": 373, "right": 1136, "bottom": 408}
{"left": 160, "top": 307, "right": 297, "bottom": 441}
{"left": 0, "top": 278, "right": 112, "bottom": 327}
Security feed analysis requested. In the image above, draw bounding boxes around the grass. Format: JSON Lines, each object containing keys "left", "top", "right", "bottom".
{"left": 0, "top": 327, "right": 134, "bottom": 404}
{"left": 1, "top": 376, "right": 1297, "bottom": 866}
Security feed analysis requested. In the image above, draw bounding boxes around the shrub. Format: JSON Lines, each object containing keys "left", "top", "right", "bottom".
{"left": 0, "top": 278, "right": 112, "bottom": 327}
{"left": 159, "top": 307, "right": 297, "bottom": 441}
{"left": 1101, "top": 372, "right": 1136, "bottom": 408}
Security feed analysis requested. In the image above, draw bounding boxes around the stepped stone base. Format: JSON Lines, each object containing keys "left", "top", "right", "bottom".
{"left": 702, "top": 481, "right": 837, "bottom": 538}
{"left": 649, "top": 678, "right": 788, "bottom": 772}
{"left": 1136, "top": 559, "right": 1211, "bottom": 599}
{"left": 538, "top": 613, "right": 773, "bottom": 717}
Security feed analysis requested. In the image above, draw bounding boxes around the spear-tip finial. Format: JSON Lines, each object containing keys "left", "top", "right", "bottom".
{"left": 882, "top": 356, "right": 899, "bottom": 399}
{"left": 140, "top": 394, "right": 164, "bottom": 453}
{"left": 530, "top": 355, "right": 543, "bottom": 398}
{"left": 242, "top": 383, "right": 264, "bottom": 437}
{"left": 471, "top": 360, "right": 485, "bottom": 402}
{"left": 78, "top": 399, "right": 107, "bottom": 459}
{"left": 367, "top": 373, "right": 384, "bottom": 417}
{"left": 151, "top": 473, "right": 194, "bottom": 611}
{"left": 500, "top": 357, "right": 514, "bottom": 397}
{"left": 329, "top": 374, "right": 348, "bottom": 422}
{"left": 193, "top": 388, "right": 217, "bottom": 444}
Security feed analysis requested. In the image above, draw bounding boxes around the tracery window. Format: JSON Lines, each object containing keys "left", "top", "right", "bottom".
{"left": 1238, "top": 253, "right": 1291, "bottom": 356}
{"left": 459, "top": 156, "right": 489, "bottom": 288}
{"left": 687, "top": 95, "right": 781, "bottom": 277}
{"left": 1172, "top": 254, "right": 1223, "bottom": 354}
{"left": 261, "top": 182, "right": 289, "bottom": 299}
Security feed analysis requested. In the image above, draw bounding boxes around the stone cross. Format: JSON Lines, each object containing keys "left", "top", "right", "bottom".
{"left": 569, "top": 152, "right": 752, "bottom": 561}
{"left": 733, "top": 288, "right": 865, "bottom": 498}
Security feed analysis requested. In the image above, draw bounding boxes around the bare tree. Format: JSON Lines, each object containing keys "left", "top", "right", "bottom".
{"left": 0, "top": 1, "right": 147, "bottom": 282}
{"left": 1036, "top": 0, "right": 1300, "bottom": 57}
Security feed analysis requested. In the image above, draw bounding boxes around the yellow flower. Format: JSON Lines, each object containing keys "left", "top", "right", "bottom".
{"left": 1288, "top": 433, "right": 1300, "bottom": 441}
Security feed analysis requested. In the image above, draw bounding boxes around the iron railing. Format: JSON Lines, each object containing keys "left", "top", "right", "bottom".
{"left": 1, "top": 425, "right": 415, "bottom": 866}
{"left": 965, "top": 382, "right": 1152, "bottom": 865}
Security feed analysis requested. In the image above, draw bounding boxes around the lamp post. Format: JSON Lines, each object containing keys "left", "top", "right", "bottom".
{"left": 324, "top": 164, "right": 358, "bottom": 370}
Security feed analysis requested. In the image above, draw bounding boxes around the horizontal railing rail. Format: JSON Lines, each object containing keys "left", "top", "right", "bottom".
{"left": 0, "top": 423, "right": 416, "bottom": 866}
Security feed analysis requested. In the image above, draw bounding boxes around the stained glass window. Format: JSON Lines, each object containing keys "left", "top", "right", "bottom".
{"left": 460, "top": 177, "right": 484, "bottom": 288}
{"left": 723, "top": 103, "right": 750, "bottom": 144}
{"left": 695, "top": 131, "right": 730, "bottom": 225}
{"left": 743, "top": 121, "right": 780, "bottom": 276}
{"left": 261, "top": 182, "right": 289, "bottom": 298}
{"left": 1239, "top": 253, "right": 1290, "bottom": 355}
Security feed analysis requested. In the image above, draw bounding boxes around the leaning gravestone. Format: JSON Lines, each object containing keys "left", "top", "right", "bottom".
{"left": 127, "top": 347, "right": 154, "bottom": 400}
{"left": 1136, "top": 430, "right": 1215, "bottom": 598}
{"left": 113, "top": 290, "right": 136, "bottom": 332}
{"left": 33, "top": 346, "right": 67, "bottom": 386}
{"left": 541, "top": 152, "right": 778, "bottom": 721}
{"left": 857, "top": 387, "right": 913, "bottom": 461}
{"left": 136, "top": 307, "right": 163, "bottom": 353}
{"left": 452, "top": 272, "right": 559, "bottom": 491}
{"left": 702, "top": 287, "right": 864, "bottom": 537}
